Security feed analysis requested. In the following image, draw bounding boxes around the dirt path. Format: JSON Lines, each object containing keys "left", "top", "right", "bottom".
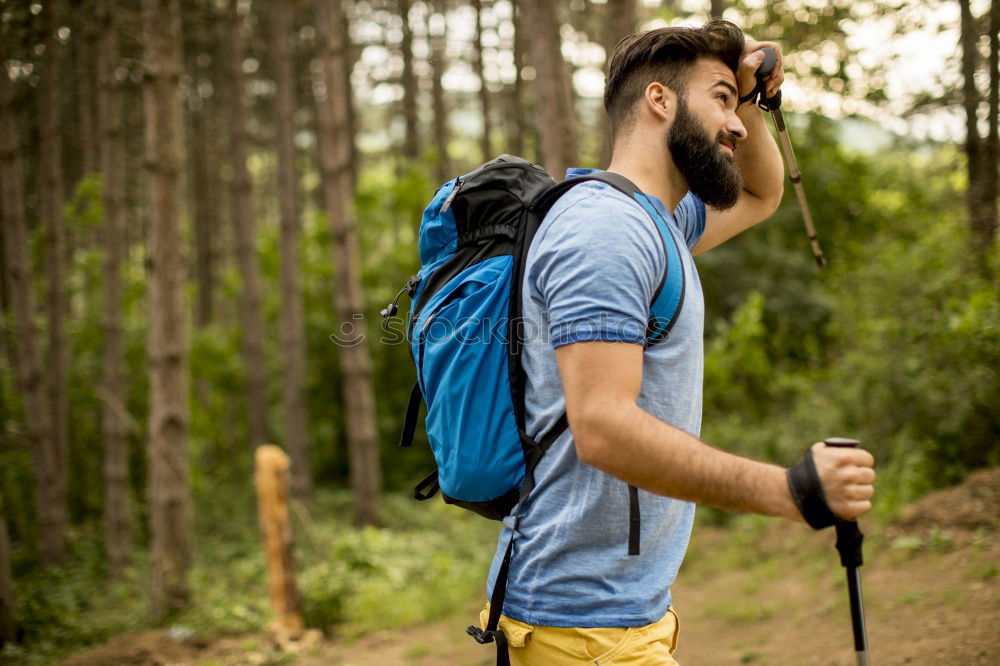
{"left": 61, "top": 470, "right": 999, "bottom": 665}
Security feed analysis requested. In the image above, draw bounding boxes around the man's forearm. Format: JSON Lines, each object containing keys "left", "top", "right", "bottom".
{"left": 735, "top": 103, "right": 784, "bottom": 203}
{"left": 575, "top": 401, "right": 802, "bottom": 521}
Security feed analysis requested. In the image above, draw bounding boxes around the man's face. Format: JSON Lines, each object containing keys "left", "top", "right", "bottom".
{"left": 666, "top": 59, "right": 745, "bottom": 210}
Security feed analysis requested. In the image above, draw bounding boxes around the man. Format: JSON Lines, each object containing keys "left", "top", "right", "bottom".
{"left": 479, "top": 21, "right": 877, "bottom": 664}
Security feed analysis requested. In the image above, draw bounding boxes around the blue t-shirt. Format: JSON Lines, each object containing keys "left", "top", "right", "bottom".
{"left": 486, "top": 168, "right": 707, "bottom": 627}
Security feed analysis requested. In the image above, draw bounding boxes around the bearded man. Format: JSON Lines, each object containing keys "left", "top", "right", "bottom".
{"left": 477, "top": 21, "right": 877, "bottom": 665}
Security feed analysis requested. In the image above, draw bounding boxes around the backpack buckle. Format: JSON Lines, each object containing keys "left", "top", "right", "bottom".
{"left": 466, "top": 625, "right": 494, "bottom": 644}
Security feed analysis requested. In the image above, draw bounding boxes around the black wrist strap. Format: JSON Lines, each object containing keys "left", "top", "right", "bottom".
{"left": 739, "top": 82, "right": 762, "bottom": 107}
{"left": 787, "top": 448, "right": 838, "bottom": 530}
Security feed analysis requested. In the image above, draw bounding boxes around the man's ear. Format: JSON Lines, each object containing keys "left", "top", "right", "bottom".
{"left": 643, "top": 82, "right": 676, "bottom": 125}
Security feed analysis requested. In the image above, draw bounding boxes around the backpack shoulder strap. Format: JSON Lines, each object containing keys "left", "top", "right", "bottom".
{"left": 531, "top": 173, "right": 686, "bottom": 344}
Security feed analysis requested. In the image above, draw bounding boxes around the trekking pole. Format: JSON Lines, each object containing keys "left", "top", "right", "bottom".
{"left": 824, "top": 437, "right": 871, "bottom": 666}
{"left": 752, "top": 48, "right": 827, "bottom": 268}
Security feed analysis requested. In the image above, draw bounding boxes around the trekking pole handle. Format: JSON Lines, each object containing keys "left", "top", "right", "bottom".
{"left": 824, "top": 438, "right": 865, "bottom": 569}
{"left": 754, "top": 47, "right": 783, "bottom": 110}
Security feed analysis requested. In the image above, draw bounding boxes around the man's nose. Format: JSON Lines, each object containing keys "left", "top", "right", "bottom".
{"left": 727, "top": 113, "right": 748, "bottom": 142}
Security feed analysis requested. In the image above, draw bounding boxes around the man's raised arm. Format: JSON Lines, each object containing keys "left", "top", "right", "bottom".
{"left": 694, "top": 40, "right": 786, "bottom": 255}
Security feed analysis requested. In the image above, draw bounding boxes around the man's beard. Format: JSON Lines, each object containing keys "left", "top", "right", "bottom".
{"left": 667, "top": 97, "right": 743, "bottom": 211}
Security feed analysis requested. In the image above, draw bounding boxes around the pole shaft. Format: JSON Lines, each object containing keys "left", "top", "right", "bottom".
{"left": 770, "top": 109, "right": 827, "bottom": 267}
{"left": 846, "top": 566, "right": 869, "bottom": 657}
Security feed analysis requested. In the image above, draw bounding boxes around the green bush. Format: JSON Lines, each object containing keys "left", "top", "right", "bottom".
{"left": 298, "top": 494, "right": 497, "bottom": 637}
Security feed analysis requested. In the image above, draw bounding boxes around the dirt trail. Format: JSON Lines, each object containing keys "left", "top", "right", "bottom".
{"left": 61, "top": 469, "right": 1000, "bottom": 665}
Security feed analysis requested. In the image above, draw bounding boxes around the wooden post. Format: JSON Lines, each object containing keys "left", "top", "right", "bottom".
{"left": 0, "top": 497, "right": 17, "bottom": 646}
{"left": 254, "top": 445, "right": 304, "bottom": 639}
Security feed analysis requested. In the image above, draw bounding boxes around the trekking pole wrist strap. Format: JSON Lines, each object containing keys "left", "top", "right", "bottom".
{"left": 786, "top": 447, "right": 838, "bottom": 530}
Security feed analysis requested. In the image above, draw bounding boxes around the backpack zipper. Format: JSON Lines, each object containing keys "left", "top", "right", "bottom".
{"left": 441, "top": 160, "right": 546, "bottom": 214}
{"left": 441, "top": 178, "right": 464, "bottom": 212}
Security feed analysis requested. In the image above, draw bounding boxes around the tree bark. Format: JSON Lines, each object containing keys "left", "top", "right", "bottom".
{"left": 508, "top": 0, "right": 529, "bottom": 159}
{"left": 188, "top": 101, "right": 216, "bottom": 328}
{"left": 0, "top": 498, "right": 15, "bottom": 646}
{"left": 399, "top": 0, "right": 419, "bottom": 160}
{"left": 97, "top": 0, "right": 132, "bottom": 577}
{"left": 710, "top": 0, "right": 726, "bottom": 19}
{"left": 142, "top": 0, "right": 192, "bottom": 620}
{"left": 316, "top": 0, "right": 382, "bottom": 527}
{"left": 519, "top": 0, "right": 579, "bottom": 179}
{"left": 183, "top": 4, "right": 217, "bottom": 328}
{"left": 39, "top": 0, "right": 71, "bottom": 556}
{"left": 427, "top": 0, "right": 450, "bottom": 181}
{"left": 960, "top": 0, "right": 992, "bottom": 255}
{"left": 0, "top": 38, "right": 65, "bottom": 569}
{"left": 270, "top": 0, "right": 312, "bottom": 499}
{"left": 600, "top": 0, "right": 637, "bottom": 167}
{"left": 339, "top": 3, "right": 360, "bottom": 187}
{"left": 226, "top": 0, "right": 269, "bottom": 450}
{"left": 71, "top": 0, "right": 99, "bottom": 178}
{"left": 473, "top": 0, "right": 493, "bottom": 161}
{"left": 984, "top": 0, "right": 999, "bottom": 252}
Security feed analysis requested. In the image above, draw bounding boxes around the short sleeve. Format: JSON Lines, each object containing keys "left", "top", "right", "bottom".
{"left": 674, "top": 192, "right": 706, "bottom": 249}
{"left": 528, "top": 183, "right": 665, "bottom": 349}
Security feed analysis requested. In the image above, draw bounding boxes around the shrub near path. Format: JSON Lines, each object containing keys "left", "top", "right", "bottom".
{"left": 53, "top": 470, "right": 999, "bottom": 665}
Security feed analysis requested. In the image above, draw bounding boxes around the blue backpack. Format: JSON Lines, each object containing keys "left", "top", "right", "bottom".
{"left": 386, "top": 153, "right": 687, "bottom": 520}
{"left": 382, "top": 155, "right": 686, "bottom": 661}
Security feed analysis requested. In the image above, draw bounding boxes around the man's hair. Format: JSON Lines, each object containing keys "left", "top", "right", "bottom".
{"left": 603, "top": 20, "right": 745, "bottom": 139}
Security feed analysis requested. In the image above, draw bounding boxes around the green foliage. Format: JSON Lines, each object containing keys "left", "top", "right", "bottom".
{"left": 699, "top": 117, "right": 999, "bottom": 512}
{"left": 2, "top": 490, "right": 498, "bottom": 664}
{"left": 1, "top": 534, "right": 147, "bottom": 665}
{"left": 298, "top": 494, "right": 496, "bottom": 637}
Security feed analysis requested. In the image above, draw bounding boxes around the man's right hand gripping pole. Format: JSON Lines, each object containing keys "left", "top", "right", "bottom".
{"left": 787, "top": 440, "right": 876, "bottom": 529}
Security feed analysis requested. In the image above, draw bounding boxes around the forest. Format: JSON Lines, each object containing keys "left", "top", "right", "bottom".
{"left": 0, "top": 0, "right": 997, "bottom": 664}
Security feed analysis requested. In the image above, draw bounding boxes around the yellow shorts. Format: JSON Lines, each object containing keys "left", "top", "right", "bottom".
{"left": 479, "top": 603, "right": 681, "bottom": 665}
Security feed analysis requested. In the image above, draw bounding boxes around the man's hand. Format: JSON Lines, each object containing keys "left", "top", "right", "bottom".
{"left": 811, "top": 442, "right": 877, "bottom": 520}
{"left": 736, "top": 38, "right": 784, "bottom": 102}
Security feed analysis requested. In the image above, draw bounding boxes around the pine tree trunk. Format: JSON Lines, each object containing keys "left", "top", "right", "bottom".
{"left": 600, "top": 0, "right": 637, "bottom": 167}
{"left": 0, "top": 498, "right": 15, "bottom": 646}
{"left": 188, "top": 104, "right": 216, "bottom": 327}
{"left": 473, "top": 0, "right": 492, "bottom": 161}
{"left": 40, "top": 0, "right": 71, "bottom": 552}
{"left": 189, "top": 109, "right": 216, "bottom": 328}
{"left": 71, "top": 0, "right": 98, "bottom": 178}
{"left": 339, "top": 5, "right": 360, "bottom": 187}
{"left": 183, "top": 5, "right": 217, "bottom": 328}
{"left": 270, "top": 0, "right": 312, "bottom": 499}
{"left": 427, "top": 0, "right": 450, "bottom": 181}
{"left": 226, "top": 0, "right": 269, "bottom": 450}
{"left": 399, "top": 0, "right": 419, "bottom": 160}
{"left": 142, "top": 0, "right": 192, "bottom": 620}
{"left": 984, "top": 0, "right": 999, "bottom": 252}
{"left": 508, "top": 0, "right": 528, "bottom": 158}
{"left": 519, "top": 0, "right": 578, "bottom": 179}
{"left": 316, "top": 0, "right": 382, "bottom": 527}
{"left": 0, "top": 38, "right": 65, "bottom": 569}
{"left": 97, "top": 0, "right": 132, "bottom": 576}
{"left": 960, "top": 0, "right": 990, "bottom": 254}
